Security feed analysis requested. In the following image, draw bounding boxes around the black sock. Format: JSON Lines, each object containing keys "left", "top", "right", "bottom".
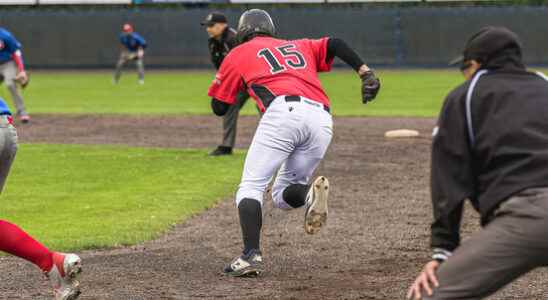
{"left": 238, "top": 198, "right": 262, "bottom": 254}
{"left": 282, "top": 184, "right": 310, "bottom": 208}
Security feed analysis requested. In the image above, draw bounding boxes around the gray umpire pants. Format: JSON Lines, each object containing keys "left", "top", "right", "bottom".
{"left": 0, "top": 61, "right": 27, "bottom": 116}
{"left": 0, "top": 116, "right": 17, "bottom": 193}
{"left": 221, "top": 91, "right": 251, "bottom": 149}
{"left": 425, "top": 187, "right": 548, "bottom": 300}
{"left": 114, "top": 50, "right": 144, "bottom": 82}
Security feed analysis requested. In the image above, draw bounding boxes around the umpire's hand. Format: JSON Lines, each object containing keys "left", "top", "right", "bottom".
{"left": 360, "top": 69, "right": 380, "bottom": 103}
{"left": 407, "top": 260, "right": 440, "bottom": 300}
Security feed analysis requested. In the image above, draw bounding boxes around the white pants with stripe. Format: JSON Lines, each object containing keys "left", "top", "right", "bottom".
{"left": 235, "top": 96, "right": 333, "bottom": 209}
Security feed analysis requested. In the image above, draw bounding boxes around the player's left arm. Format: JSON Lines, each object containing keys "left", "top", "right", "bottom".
{"left": 324, "top": 38, "right": 380, "bottom": 103}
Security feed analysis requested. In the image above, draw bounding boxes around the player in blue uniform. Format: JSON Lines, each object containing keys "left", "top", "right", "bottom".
{"left": 0, "top": 28, "right": 30, "bottom": 123}
{"left": 0, "top": 97, "right": 82, "bottom": 300}
{"left": 114, "top": 23, "right": 147, "bottom": 85}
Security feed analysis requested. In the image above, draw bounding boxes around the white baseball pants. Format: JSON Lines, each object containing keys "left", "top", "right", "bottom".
{"left": 235, "top": 95, "right": 333, "bottom": 209}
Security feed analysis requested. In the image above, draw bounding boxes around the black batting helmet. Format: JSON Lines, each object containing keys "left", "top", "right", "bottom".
{"left": 237, "top": 9, "right": 276, "bottom": 43}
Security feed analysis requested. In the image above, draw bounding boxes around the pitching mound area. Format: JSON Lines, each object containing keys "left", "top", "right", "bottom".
{"left": 1, "top": 115, "right": 547, "bottom": 299}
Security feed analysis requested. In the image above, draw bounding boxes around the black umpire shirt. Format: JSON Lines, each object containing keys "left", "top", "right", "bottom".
{"left": 208, "top": 27, "right": 238, "bottom": 70}
{"left": 430, "top": 49, "right": 548, "bottom": 253}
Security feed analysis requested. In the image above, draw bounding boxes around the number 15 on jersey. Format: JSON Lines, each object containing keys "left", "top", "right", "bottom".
{"left": 258, "top": 44, "right": 307, "bottom": 74}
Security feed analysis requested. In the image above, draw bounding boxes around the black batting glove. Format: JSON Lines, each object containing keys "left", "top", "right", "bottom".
{"left": 360, "top": 70, "right": 381, "bottom": 104}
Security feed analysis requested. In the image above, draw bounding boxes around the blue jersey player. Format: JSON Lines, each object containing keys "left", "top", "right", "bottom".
{"left": 114, "top": 23, "right": 147, "bottom": 85}
{"left": 0, "top": 28, "right": 30, "bottom": 123}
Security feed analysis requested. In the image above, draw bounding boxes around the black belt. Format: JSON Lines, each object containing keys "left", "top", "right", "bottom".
{"left": 285, "top": 95, "right": 330, "bottom": 113}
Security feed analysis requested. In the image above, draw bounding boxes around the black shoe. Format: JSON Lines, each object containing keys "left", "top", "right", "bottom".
{"left": 209, "top": 146, "right": 233, "bottom": 156}
{"left": 20, "top": 115, "right": 30, "bottom": 124}
{"left": 223, "top": 249, "right": 263, "bottom": 277}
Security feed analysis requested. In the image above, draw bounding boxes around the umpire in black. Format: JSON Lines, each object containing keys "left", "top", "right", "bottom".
{"left": 202, "top": 12, "right": 251, "bottom": 156}
{"left": 408, "top": 26, "right": 548, "bottom": 299}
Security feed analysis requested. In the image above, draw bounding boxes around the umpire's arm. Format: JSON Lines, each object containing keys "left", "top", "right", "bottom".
{"left": 430, "top": 87, "right": 476, "bottom": 262}
{"left": 208, "top": 39, "right": 223, "bottom": 70}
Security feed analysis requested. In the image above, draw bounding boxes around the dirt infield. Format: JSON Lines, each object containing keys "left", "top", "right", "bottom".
{"left": 1, "top": 115, "right": 548, "bottom": 299}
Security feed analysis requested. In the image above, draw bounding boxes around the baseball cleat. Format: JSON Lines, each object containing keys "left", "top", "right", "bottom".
{"left": 138, "top": 79, "right": 144, "bottom": 85}
{"left": 46, "top": 252, "right": 82, "bottom": 300}
{"left": 209, "top": 146, "right": 233, "bottom": 156}
{"left": 19, "top": 115, "right": 30, "bottom": 124}
{"left": 223, "top": 249, "right": 263, "bottom": 277}
{"left": 304, "top": 176, "right": 329, "bottom": 235}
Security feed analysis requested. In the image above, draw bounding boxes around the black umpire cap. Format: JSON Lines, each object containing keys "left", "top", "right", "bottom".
{"left": 201, "top": 12, "right": 227, "bottom": 26}
{"left": 449, "top": 26, "right": 522, "bottom": 67}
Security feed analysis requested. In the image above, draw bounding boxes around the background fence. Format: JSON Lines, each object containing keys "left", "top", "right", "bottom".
{"left": 2, "top": 5, "right": 547, "bottom": 68}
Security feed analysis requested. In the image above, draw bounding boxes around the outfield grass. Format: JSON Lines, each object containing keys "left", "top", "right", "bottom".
{"left": 0, "top": 69, "right": 470, "bottom": 117}
{"left": 1, "top": 144, "right": 245, "bottom": 251}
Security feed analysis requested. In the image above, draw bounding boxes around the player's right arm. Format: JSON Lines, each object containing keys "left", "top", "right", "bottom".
{"left": 4, "top": 33, "right": 27, "bottom": 85}
{"left": 207, "top": 55, "right": 245, "bottom": 116}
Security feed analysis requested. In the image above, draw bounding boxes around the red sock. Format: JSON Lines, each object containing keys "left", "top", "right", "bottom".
{"left": 0, "top": 220, "right": 53, "bottom": 272}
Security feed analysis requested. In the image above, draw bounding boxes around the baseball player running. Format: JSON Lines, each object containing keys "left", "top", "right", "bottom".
{"left": 408, "top": 27, "right": 548, "bottom": 300}
{"left": 0, "top": 97, "right": 82, "bottom": 299}
{"left": 208, "top": 9, "right": 380, "bottom": 277}
{"left": 0, "top": 27, "right": 30, "bottom": 123}
{"left": 114, "top": 23, "right": 147, "bottom": 85}
{"left": 202, "top": 12, "right": 255, "bottom": 156}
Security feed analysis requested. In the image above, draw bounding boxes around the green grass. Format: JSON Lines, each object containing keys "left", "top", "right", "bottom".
{"left": 4, "top": 69, "right": 547, "bottom": 117}
{"left": 321, "top": 69, "right": 463, "bottom": 117}
{"left": 0, "top": 69, "right": 468, "bottom": 117}
{"left": 0, "top": 144, "right": 245, "bottom": 251}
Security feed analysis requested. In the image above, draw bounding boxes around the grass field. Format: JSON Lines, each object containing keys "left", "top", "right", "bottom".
{"left": 0, "top": 69, "right": 470, "bottom": 117}
{"left": 2, "top": 68, "right": 542, "bottom": 252}
{"left": 1, "top": 144, "right": 245, "bottom": 251}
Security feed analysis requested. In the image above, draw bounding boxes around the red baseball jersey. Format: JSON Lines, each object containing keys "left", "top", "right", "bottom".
{"left": 208, "top": 36, "right": 333, "bottom": 112}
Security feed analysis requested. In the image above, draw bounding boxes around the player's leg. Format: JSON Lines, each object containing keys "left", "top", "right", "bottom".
{"left": 3, "top": 62, "right": 28, "bottom": 122}
{"left": 0, "top": 121, "right": 52, "bottom": 270}
{"left": 0, "top": 120, "right": 50, "bottom": 270}
{"left": 224, "top": 98, "right": 300, "bottom": 277}
{"left": 136, "top": 57, "right": 144, "bottom": 84}
{"left": 271, "top": 108, "right": 333, "bottom": 234}
{"left": 0, "top": 120, "right": 82, "bottom": 299}
{"left": 424, "top": 188, "right": 548, "bottom": 299}
{"left": 113, "top": 52, "right": 128, "bottom": 83}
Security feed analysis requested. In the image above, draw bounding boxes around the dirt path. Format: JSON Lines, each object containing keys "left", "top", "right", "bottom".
{"left": 0, "top": 115, "right": 547, "bottom": 299}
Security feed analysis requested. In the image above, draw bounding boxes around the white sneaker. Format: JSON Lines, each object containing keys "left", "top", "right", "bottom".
{"left": 223, "top": 249, "right": 263, "bottom": 277}
{"left": 138, "top": 79, "right": 144, "bottom": 85}
{"left": 304, "top": 176, "right": 329, "bottom": 235}
{"left": 46, "top": 252, "right": 82, "bottom": 300}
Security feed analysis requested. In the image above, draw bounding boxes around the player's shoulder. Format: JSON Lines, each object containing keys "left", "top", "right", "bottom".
{"left": 0, "top": 28, "right": 13, "bottom": 39}
{"left": 286, "top": 37, "right": 330, "bottom": 51}
{"left": 228, "top": 38, "right": 266, "bottom": 57}
{"left": 289, "top": 37, "right": 328, "bottom": 44}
